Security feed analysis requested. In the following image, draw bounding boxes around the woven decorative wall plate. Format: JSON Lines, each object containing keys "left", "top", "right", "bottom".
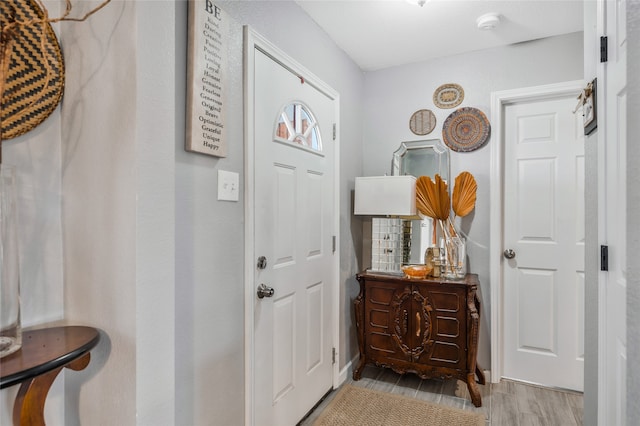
{"left": 442, "top": 107, "right": 491, "bottom": 152}
{"left": 433, "top": 83, "right": 464, "bottom": 109}
{"left": 409, "top": 109, "right": 436, "bottom": 136}
{"left": 0, "top": 0, "right": 65, "bottom": 140}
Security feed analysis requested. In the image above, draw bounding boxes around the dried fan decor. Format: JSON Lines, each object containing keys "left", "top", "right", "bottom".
{"left": 416, "top": 172, "right": 478, "bottom": 279}
{"left": 452, "top": 171, "right": 477, "bottom": 218}
{"left": 416, "top": 175, "right": 449, "bottom": 245}
{"left": 416, "top": 175, "right": 449, "bottom": 222}
{"left": 0, "top": 0, "right": 111, "bottom": 162}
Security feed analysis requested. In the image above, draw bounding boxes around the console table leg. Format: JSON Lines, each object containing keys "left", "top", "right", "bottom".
{"left": 13, "top": 367, "right": 63, "bottom": 426}
{"left": 12, "top": 352, "right": 92, "bottom": 426}
{"left": 67, "top": 352, "right": 91, "bottom": 371}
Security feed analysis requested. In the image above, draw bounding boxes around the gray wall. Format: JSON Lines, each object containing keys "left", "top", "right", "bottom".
{"left": 361, "top": 32, "right": 584, "bottom": 369}
{"left": 628, "top": 2, "right": 640, "bottom": 424}
{"left": 174, "top": 3, "right": 245, "bottom": 424}
{"left": 61, "top": 1, "right": 177, "bottom": 424}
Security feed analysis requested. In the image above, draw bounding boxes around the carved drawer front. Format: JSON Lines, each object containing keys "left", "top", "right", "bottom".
{"left": 364, "top": 281, "right": 411, "bottom": 364}
{"left": 414, "top": 286, "right": 467, "bottom": 369}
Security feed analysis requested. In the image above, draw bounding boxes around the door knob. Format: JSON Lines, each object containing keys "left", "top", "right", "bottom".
{"left": 257, "top": 283, "right": 275, "bottom": 299}
{"left": 503, "top": 249, "right": 516, "bottom": 259}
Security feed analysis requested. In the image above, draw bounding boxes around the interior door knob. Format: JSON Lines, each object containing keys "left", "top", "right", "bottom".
{"left": 503, "top": 249, "right": 516, "bottom": 259}
{"left": 257, "top": 283, "right": 275, "bottom": 299}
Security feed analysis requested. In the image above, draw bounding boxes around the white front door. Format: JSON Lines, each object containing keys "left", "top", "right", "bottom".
{"left": 602, "top": 0, "right": 627, "bottom": 422}
{"left": 247, "top": 36, "right": 338, "bottom": 425}
{"left": 502, "top": 95, "right": 585, "bottom": 391}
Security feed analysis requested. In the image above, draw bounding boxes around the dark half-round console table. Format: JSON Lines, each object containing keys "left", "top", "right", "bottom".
{"left": 0, "top": 326, "right": 100, "bottom": 426}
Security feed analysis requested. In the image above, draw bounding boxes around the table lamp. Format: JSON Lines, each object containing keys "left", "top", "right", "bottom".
{"left": 354, "top": 176, "right": 418, "bottom": 273}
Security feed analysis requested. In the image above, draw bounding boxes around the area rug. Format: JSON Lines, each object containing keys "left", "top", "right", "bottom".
{"left": 312, "top": 384, "right": 484, "bottom": 426}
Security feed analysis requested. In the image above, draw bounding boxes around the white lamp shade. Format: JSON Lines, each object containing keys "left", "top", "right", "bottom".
{"left": 354, "top": 176, "right": 417, "bottom": 216}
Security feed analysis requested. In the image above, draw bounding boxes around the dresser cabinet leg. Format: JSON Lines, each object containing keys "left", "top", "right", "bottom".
{"left": 475, "top": 363, "right": 486, "bottom": 385}
{"left": 352, "top": 357, "right": 366, "bottom": 380}
{"left": 466, "top": 373, "right": 482, "bottom": 407}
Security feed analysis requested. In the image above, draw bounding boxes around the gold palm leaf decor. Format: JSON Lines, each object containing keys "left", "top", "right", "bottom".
{"left": 452, "top": 171, "right": 477, "bottom": 218}
{"left": 416, "top": 174, "right": 450, "bottom": 221}
{"left": 434, "top": 174, "right": 450, "bottom": 221}
{"left": 416, "top": 175, "right": 437, "bottom": 218}
{"left": 416, "top": 171, "right": 477, "bottom": 279}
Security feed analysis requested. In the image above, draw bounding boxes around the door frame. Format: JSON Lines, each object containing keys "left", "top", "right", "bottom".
{"left": 489, "top": 80, "right": 585, "bottom": 382}
{"left": 243, "top": 27, "right": 341, "bottom": 425}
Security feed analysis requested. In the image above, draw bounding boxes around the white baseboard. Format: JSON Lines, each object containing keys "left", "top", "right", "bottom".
{"left": 337, "top": 360, "right": 351, "bottom": 386}
{"left": 337, "top": 354, "right": 360, "bottom": 387}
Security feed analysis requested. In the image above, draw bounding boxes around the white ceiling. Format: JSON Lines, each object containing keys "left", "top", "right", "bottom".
{"left": 295, "top": 0, "right": 584, "bottom": 71}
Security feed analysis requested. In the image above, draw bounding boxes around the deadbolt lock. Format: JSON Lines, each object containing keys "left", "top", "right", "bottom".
{"left": 257, "top": 256, "right": 267, "bottom": 270}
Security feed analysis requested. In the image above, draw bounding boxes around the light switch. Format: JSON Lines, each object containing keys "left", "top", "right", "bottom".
{"left": 218, "top": 170, "right": 239, "bottom": 202}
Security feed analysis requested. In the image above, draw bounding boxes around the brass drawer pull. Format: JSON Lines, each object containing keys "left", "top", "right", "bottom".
{"left": 403, "top": 310, "right": 408, "bottom": 335}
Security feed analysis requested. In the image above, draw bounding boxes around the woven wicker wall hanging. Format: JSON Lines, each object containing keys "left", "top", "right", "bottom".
{"left": 433, "top": 83, "right": 464, "bottom": 109}
{"left": 0, "top": 0, "right": 110, "bottom": 160}
{"left": 409, "top": 109, "right": 436, "bottom": 136}
{"left": 0, "top": 0, "right": 65, "bottom": 141}
{"left": 442, "top": 107, "right": 491, "bottom": 152}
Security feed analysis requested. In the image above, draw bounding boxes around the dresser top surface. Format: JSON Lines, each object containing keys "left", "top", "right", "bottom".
{"left": 357, "top": 270, "right": 479, "bottom": 287}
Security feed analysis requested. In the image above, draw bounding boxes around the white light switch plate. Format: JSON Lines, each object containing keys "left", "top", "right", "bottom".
{"left": 218, "top": 170, "right": 239, "bottom": 201}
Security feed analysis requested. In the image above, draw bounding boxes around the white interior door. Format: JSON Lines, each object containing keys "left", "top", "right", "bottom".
{"left": 250, "top": 44, "right": 337, "bottom": 425}
{"left": 502, "top": 95, "right": 585, "bottom": 391}
{"left": 602, "top": 0, "right": 627, "bottom": 422}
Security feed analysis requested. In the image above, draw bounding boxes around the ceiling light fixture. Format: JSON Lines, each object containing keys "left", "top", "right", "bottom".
{"left": 406, "top": 0, "right": 428, "bottom": 7}
{"left": 476, "top": 13, "right": 501, "bottom": 30}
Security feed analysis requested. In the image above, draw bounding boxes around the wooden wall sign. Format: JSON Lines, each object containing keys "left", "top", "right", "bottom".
{"left": 186, "top": 0, "right": 229, "bottom": 157}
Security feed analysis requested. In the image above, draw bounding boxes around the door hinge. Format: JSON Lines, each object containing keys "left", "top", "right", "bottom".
{"left": 600, "top": 36, "right": 608, "bottom": 63}
{"left": 332, "top": 123, "right": 336, "bottom": 140}
{"left": 601, "top": 245, "right": 609, "bottom": 271}
{"left": 332, "top": 236, "right": 336, "bottom": 253}
{"left": 332, "top": 347, "right": 336, "bottom": 365}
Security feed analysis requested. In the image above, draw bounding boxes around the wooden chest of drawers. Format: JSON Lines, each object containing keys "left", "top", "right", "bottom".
{"left": 353, "top": 271, "right": 485, "bottom": 407}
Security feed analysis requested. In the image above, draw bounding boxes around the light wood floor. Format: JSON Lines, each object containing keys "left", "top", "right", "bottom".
{"left": 299, "top": 365, "right": 583, "bottom": 426}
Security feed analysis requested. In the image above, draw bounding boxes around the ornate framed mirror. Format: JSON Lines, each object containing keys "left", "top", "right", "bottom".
{"left": 392, "top": 139, "right": 450, "bottom": 181}
{"left": 392, "top": 139, "right": 450, "bottom": 264}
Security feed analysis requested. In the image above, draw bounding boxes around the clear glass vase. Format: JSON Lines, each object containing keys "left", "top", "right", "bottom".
{"left": 0, "top": 165, "right": 21, "bottom": 358}
{"left": 443, "top": 236, "right": 466, "bottom": 280}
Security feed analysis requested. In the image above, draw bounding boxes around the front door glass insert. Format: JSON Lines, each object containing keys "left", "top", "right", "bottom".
{"left": 275, "top": 102, "right": 322, "bottom": 152}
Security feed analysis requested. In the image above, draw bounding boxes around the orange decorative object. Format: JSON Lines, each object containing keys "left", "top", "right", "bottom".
{"left": 401, "top": 264, "right": 432, "bottom": 280}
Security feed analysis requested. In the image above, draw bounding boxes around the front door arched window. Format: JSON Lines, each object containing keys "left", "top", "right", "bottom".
{"left": 275, "top": 102, "right": 322, "bottom": 152}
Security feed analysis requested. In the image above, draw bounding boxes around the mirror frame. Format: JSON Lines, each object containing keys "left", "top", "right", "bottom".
{"left": 391, "top": 139, "right": 450, "bottom": 181}
{"left": 391, "top": 139, "right": 451, "bottom": 265}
